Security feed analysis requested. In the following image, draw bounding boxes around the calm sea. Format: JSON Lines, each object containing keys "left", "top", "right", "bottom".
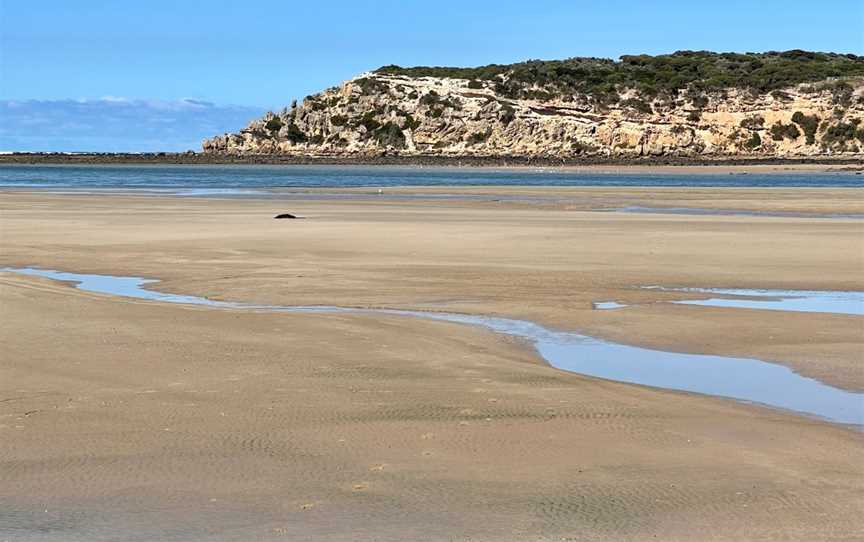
{"left": 0, "top": 164, "right": 863, "bottom": 191}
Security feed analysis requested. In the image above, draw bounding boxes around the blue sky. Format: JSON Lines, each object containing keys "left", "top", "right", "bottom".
{"left": 0, "top": 98, "right": 263, "bottom": 152}
{"left": 2, "top": 0, "right": 863, "bottom": 151}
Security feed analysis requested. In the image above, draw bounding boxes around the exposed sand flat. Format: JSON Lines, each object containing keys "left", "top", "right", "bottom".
{"left": 1, "top": 189, "right": 863, "bottom": 540}
{"left": 2, "top": 274, "right": 863, "bottom": 541}
{"left": 260, "top": 185, "right": 864, "bottom": 215}
{"left": 1, "top": 190, "right": 862, "bottom": 388}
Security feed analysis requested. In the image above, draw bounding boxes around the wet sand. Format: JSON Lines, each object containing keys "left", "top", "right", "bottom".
{"left": 1, "top": 189, "right": 863, "bottom": 540}
{"left": 259, "top": 186, "right": 864, "bottom": 216}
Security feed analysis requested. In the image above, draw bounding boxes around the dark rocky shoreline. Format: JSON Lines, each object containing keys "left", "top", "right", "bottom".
{"left": 1, "top": 152, "right": 863, "bottom": 168}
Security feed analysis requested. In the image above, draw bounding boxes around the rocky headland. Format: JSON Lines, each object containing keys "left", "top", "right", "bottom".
{"left": 203, "top": 51, "right": 864, "bottom": 160}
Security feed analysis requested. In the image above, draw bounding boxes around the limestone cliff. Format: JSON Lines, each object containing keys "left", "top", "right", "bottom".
{"left": 203, "top": 55, "right": 864, "bottom": 159}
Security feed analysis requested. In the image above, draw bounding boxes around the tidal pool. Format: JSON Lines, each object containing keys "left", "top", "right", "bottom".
{"left": 615, "top": 205, "right": 864, "bottom": 219}
{"left": 592, "top": 301, "right": 628, "bottom": 310}
{"left": 4, "top": 267, "right": 862, "bottom": 426}
{"left": 646, "top": 286, "right": 864, "bottom": 316}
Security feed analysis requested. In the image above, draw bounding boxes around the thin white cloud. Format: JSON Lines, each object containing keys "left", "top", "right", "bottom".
{"left": 99, "top": 95, "right": 132, "bottom": 103}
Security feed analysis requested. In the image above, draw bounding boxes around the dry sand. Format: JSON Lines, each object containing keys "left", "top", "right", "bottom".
{"left": 1, "top": 189, "right": 863, "bottom": 541}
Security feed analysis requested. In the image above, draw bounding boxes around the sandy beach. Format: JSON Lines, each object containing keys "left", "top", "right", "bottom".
{"left": 1, "top": 188, "right": 863, "bottom": 540}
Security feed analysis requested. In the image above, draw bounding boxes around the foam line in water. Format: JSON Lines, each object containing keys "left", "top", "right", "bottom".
{"left": 3, "top": 267, "right": 862, "bottom": 426}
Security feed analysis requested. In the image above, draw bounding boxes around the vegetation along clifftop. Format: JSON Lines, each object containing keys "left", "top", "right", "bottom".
{"left": 203, "top": 51, "right": 864, "bottom": 158}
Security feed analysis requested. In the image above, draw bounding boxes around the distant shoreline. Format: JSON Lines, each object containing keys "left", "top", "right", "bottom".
{"left": 1, "top": 152, "right": 862, "bottom": 173}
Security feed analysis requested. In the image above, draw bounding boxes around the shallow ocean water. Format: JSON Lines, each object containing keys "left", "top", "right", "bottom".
{"left": 4, "top": 267, "right": 862, "bottom": 426}
{"left": 2, "top": 164, "right": 864, "bottom": 190}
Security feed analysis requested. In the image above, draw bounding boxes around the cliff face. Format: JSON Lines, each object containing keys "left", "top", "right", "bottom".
{"left": 203, "top": 74, "right": 864, "bottom": 158}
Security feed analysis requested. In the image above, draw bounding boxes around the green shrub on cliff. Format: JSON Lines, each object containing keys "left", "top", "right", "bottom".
{"left": 770, "top": 122, "right": 800, "bottom": 141}
{"left": 358, "top": 111, "right": 381, "bottom": 132}
{"left": 401, "top": 113, "right": 421, "bottom": 130}
{"left": 771, "top": 90, "right": 793, "bottom": 102}
{"left": 791, "top": 111, "right": 820, "bottom": 144}
{"left": 419, "top": 91, "right": 461, "bottom": 111}
{"left": 354, "top": 77, "right": 389, "bottom": 93}
{"left": 372, "top": 122, "right": 406, "bottom": 148}
{"left": 802, "top": 81, "right": 855, "bottom": 106}
{"left": 284, "top": 123, "right": 307, "bottom": 144}
{"left": 821, "top": 121, "right": 864, "bottom": 147}
{"left": 570, "top": 140, "right": 598, "bottom": 154}
{"left": 740, "top": 115, "right": 764, "bottom": 130}
{"left": 689, "top": 93, "right": 709, "bottom": 108}
{"left": 620, "top": 98, "right": 653, "bottom": 114}
{"left": 264, "top": 117, "right": 284, "bottom": 133}
{"left": 743, "top": 132, "right": 762, "bottom": 150}
{"left": 467, "top": 129, "right": 491, "bottom": 145}
{"left": 420, "top": 91, "right": 441, "bottom": 106}
{"left": 499, "top": 104, "right": 516, "bottom": 125}
{"left": 376, "top": 51, "right": 864, "bottom": 100}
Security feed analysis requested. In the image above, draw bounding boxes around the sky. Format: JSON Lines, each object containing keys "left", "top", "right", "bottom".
{"left": 2, "top": 0, "right": 863, "bottom": 151}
